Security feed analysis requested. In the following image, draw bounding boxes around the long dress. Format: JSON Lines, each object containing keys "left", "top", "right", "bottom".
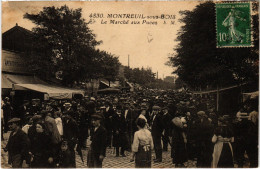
{"left": 212, "top": 125, "right": 234, "bottom": 168}
{"left": 132, "top": 128, "right": 154, "bottom": 168}
{"left": 171, "top": 117, "right": 187, "bottom": 165}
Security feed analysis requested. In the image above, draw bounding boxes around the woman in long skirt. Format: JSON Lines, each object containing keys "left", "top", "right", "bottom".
{"left": 212, "top": 116, "right": 234, "bottom": 168}
{"left": 131, "top": 118, "right": 154, "bottom": 168}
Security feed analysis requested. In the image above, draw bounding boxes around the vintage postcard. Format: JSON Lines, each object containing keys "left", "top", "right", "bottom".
{"left": 1, "top": 1, "right": 259, "bottom": 168}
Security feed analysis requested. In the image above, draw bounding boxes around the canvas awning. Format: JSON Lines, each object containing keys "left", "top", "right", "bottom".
{"left": 2, "top": 73, "right": 47, "bottom": 89}
{"left": 13, "top": 83, "right": 85, "bottom": 99}
{"left": 97, "top": 87, "right": 120, "bottom": 94}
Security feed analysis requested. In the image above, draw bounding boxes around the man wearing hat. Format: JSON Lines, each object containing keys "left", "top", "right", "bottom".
{"left": 87, "top": 113, "right": 107, "bottom": 168}
{"left": 195, "top": 111, "right": 213, "bottom": 167}
{"left": 111, "top": 105, "right": 128, "bottom": 157}
{"left": 151, "top": 105, "right": 164, "bottom": 162}
{"left": 103, "top": 101, "right": 115, "bottom": 147}
{"left": 4, "top": 118, "right": 30, "bottom": 168}
{"left": 162, "top": 106, "right": 172, "bottom": 152}
{"left": 123, "top": 101, "right": 137, "bottom": 147}
{"left": 63, "top": 102, "right": 73, "bottom": 115}
{"left": 62, "top": 111, "right": 79, "bottom": 167}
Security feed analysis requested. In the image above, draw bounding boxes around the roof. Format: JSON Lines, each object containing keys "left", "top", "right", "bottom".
{"left": 2, "top": 24, "right": 33, "bottom": 38}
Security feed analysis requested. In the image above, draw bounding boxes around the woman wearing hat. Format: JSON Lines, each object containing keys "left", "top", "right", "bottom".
{"left": 171, "top": 111, "right": 188, "bottom": 167}
{"left": 131, "top": 118, "right": 154, "bottom": 168}
{"left": 212, "top": 116, "right": 234, "bottom": 168}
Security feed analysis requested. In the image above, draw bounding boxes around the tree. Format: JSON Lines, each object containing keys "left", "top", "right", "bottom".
{"left": 168, "top": 2, "right": 259, "bottom": 90}
{"left": 124, "top": 66, "right": 156, "bottom": 87}
{"left": 96, "top": 51, "right": 120, "bottom": 86}
{"left": 24, "top": 5, "right": 102, "bottom": 86}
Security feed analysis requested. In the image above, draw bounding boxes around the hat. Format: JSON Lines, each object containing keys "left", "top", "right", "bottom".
{"left": 100, "top": 106, "right": 106, "bottom": 109}
{"left": 8, "top": 118, "right": 21, "bottom": 124}
{"left": 152, "top": 106, "right": 160, "bottom": 110}
{"left": 162, "top": 106, "right": 168, "bottom": 110}
{"left": 63, "top": 103, "right": 72, "bottom": 107}
{"left": 91, "top": 113, "right": 103, "bottom": 120}
{"left": 90, "top": 97, "right": 96, "bottom": 101}
{"left": 197, "top": 111, "right": 205, "bottom": 116}
{"left": 141, "top": 102, "right": 147, "bottom": 107}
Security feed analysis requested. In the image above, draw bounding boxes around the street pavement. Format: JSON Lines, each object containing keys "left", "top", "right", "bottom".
{"left": 1, "top": 132, "right": 249, "bottom": 168}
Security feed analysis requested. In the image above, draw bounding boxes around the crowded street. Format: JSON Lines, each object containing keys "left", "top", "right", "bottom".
{"left": 1, "top": 89, "right": 258, "bottom": 168}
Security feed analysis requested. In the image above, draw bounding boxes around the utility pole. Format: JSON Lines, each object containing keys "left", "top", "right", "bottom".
{"left": 128, "top": 55, "right": 130, "bottom": 68}
{"left": 157, "top": 71, "right": 158, "bottom": 79}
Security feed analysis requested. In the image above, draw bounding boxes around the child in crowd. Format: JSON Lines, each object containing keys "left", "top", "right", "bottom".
{"left": 57, "top": 140, "right": 74, "bottom": 168}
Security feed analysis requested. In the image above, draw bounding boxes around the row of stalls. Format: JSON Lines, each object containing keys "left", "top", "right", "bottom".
{"left": 191, "top": 83, "right": 258, "bottom": 116}
{"left": 2, "top": 72, "right": 85, "bottom": 113}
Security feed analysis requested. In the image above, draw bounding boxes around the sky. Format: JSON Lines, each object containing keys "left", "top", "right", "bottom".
{"left": 2, "top": 1, "right": 199, "bottom": 79}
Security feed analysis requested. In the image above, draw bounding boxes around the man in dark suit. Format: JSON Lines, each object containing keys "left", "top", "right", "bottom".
{"left": 62, "top": 112, "right": 79, "bottom": 167}
{"left": 162, "top": 106, "right": 172, "bottom": 152}
{"left": 151, "top": 106, "right": 164, "bottom": 162}
{"left": 87, "top": 113, "right": 107, "bottom": 168}
{"left": 112, "top": 105, "right": 127, "bottom": 157}
{"left": 104, "top": 101, "right": 114, "bottom": 147}
{"left": 123, "top": 101, "right": 137, "bottom": 148}
{"left": 4, "top": 118, "right": 30, "bottom": 168}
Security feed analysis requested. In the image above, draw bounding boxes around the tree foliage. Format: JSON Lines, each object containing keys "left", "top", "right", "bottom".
{"left": 168, "top": 2, "right": 259, "bottom": 90}
{"left": 24, "top": 5, "right": 120, "bottom": 86}
{"left": 124, "top": 67, "right": 155, "bottom": 85}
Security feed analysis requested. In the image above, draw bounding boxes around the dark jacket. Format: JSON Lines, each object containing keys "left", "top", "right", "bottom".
{"left": 63, "top": 116, "right": 79, "bottom": 149}
{"left": 112, "top": 113, "right": 128, "bottom": 147}
{"left": 151, "top": 113, "right": 164, "bottom": 136}
{"left": 123, "top": 109, "right": 137, "bottom": 132}
{"left": 6, "top": 129, "right": 30, "bottom": 164}
{"left": 30, "top": 132, "right": 54, "bottom": 167}
{"left": 103, "top": 106, "right": 115, "bottom": 131}
{"left": 58, "top": 149, "right": 74, "bottom": 168}
{"left": 90, "top": 125, "right": 107, "bottom": 157}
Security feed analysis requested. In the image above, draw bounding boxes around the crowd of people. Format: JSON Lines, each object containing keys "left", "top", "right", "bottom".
{"left": 1, "top": 89, "right": 258, "bottom": 168}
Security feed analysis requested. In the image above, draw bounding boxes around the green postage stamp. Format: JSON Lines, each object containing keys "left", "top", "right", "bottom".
{"left": 216, "top": 2, "right": 252, "bottom": 48}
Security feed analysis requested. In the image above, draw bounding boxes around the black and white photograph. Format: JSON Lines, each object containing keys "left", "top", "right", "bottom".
{"left": 1, "top": 1, "right": 259, "bottom": 168}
